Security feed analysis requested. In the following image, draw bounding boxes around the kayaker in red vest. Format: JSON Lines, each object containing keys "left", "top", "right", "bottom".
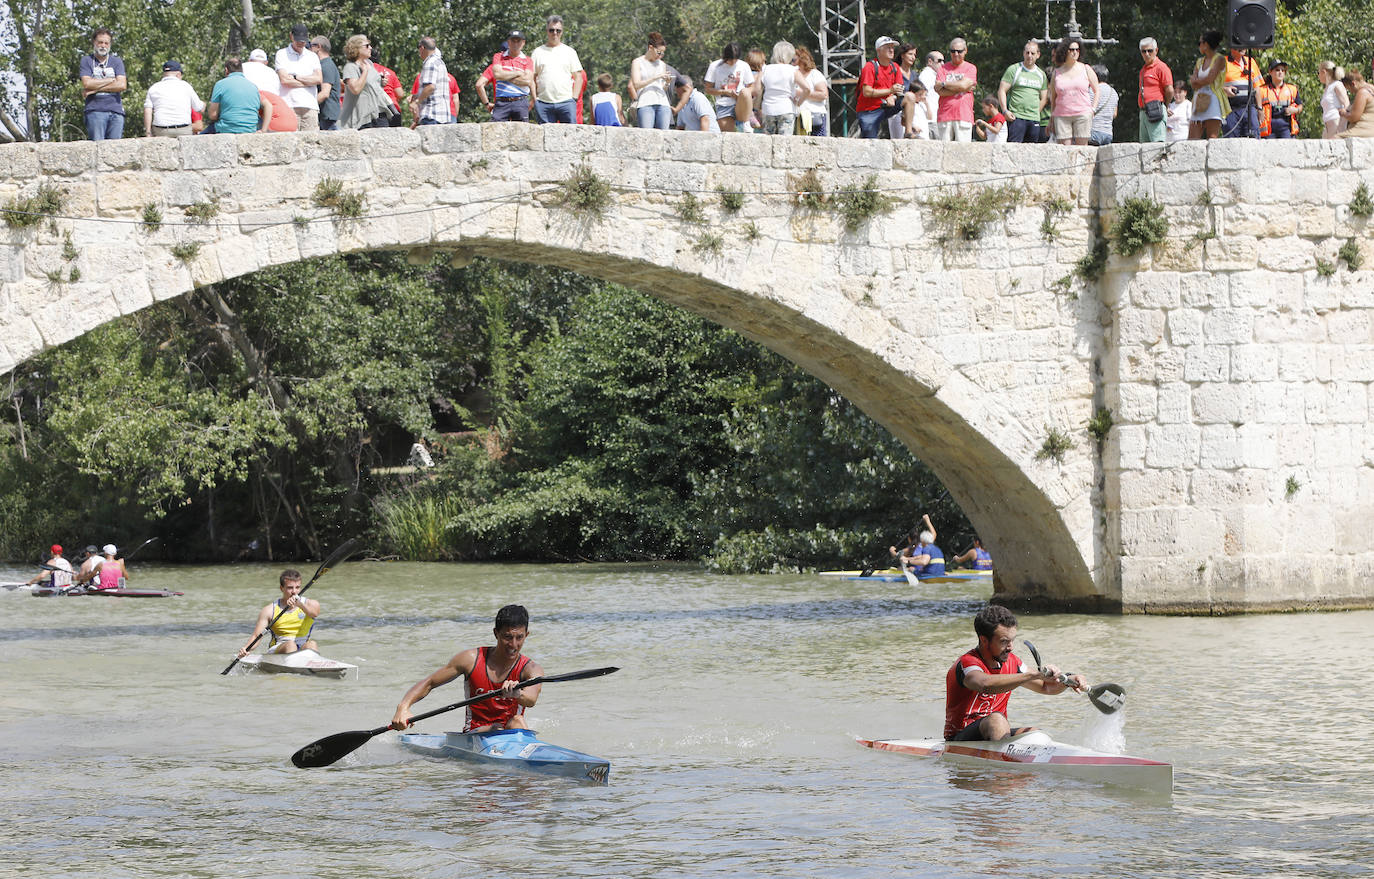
{"left": 237, "top": 569, "right": 320, "bottom": 657}
{"left": 390, "top": 604, "right": 545, "bottom": 734}
{"left": 944, "top": 605, "right": 1086, "bottom": 741}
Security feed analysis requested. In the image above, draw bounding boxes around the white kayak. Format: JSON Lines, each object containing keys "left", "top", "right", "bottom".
{"left": 235, "top": 648, "right": 358, "bottom": 680}
{"left": 857, "top": 730, "right": 1172, "bottom": 793}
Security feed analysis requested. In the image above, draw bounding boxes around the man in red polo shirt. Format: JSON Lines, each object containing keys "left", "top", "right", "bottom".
{"left": 1137, "top": 36, "right": 1174, "bottom": 142}
{"left": 945, "top": 604, "right": 1086, "bottom": 742}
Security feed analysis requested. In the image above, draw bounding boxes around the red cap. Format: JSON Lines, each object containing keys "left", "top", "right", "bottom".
{"left": 51, "top": 544, "right": 62, "bottom": 554}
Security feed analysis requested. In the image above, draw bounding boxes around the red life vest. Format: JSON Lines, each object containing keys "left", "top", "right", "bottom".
{"left": 465, "top": 646, "right": 531, "bottom": 731}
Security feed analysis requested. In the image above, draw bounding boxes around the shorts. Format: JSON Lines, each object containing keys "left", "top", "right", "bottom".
{"left": 1052, "top": 114, "right": 1092, "bottom": 141}
{"left": 947, "top": 714, "right": 1032, "bottom": 742}
{"left": 272, "top": 637, "right": 310, "bottom": 651}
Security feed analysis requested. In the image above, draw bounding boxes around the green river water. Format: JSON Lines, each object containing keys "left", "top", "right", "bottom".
{"left": 0, "top": 560, "right": 1369, "bottom": 878}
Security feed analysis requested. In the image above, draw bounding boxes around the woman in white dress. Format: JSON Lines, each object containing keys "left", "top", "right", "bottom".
{"left": 1318, "top": 61, "right": 1349, "bottom": 139}
{"left": 1188, "top": 29, "right": 1227, "bottom": 139}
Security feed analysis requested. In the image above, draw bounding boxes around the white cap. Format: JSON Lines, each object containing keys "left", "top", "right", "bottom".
{"left": 875, "top": 36, "right": 899, "bottom": 51}
{"left": 102, "top": 544, "right": 117, "bottom": 554}
{"left": 249, "top": 48, "right": 268, "bottom": 62}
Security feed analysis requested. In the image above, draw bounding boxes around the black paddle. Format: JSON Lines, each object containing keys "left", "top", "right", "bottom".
{"left": 290, "top": 665, "right": 620, "bottom": 769}
{"left": 220, "top": 538, "right": 360, "bottom": 675}
{"left": 1022, "top": 639, "right": 1126, "bottom": 715}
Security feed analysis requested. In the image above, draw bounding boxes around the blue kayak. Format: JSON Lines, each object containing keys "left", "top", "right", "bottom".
{"left": 398, "top": 728, "right": 610, "bottom": 785}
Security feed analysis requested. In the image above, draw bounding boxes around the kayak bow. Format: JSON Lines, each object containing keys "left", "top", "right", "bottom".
{"left": 234, "top": 648, "right": 358, "bottom": 679}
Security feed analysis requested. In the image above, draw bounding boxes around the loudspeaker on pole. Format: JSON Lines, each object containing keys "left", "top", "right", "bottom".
{"left": 1228, "top": 0, "right": 1276, "bottom": 49}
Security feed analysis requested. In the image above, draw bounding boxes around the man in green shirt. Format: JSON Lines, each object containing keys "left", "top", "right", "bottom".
{"left": 207, "top": 57, "right": 269, "bottom": 133}
{"left": 998, "top": 41, "right": 1048, "bottom": 142}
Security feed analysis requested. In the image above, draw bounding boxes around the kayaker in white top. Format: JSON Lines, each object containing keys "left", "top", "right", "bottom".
{"left": 26, "top": 544, "right": 73, "bottom": 589}
{"left": 238, "top": 569, "right": 320, "bottom": 656}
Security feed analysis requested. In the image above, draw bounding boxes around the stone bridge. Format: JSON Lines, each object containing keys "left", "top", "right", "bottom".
{"left": 1, "top": 127, "right": 1371, "bottom": 613}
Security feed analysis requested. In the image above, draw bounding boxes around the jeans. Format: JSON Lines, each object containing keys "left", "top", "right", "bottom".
{"left": 857, "top": 106, "right": 898, "bottom": 138}
{"left": 84, "top": 110, "right": 124, "bottom": 140}
{"left": 636, "top": 103, "right": 672, "bottom": 129}
{"left": 1223, "top": 103, "right": 1259, "bottom": 138}
{"left": 810, "top": 113, "right": 828, "bottom": 137}
{"left": 319, "top": 118, "right": 338, "bottom": 131}
{"left": 535, "top": 100, "right": 576, "bottom": 124}
{"left": 491, "top": 100, "right": 530, "bottom": 122}
{"left": 762, "top": 113, "right": 794, "bottom": 135}
{"left": 1088, "top": 130, "right": 1113, "bottom": 146}
{"left": 1006, "top": 117, "right": 1041, "bottom": 143}
{"left": 418, "top": 118, "right": 449, "bottom": 125}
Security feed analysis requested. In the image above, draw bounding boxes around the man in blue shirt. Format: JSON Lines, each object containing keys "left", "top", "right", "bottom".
{"left": 207, "top": 57, "right": 268, "bottom": 133}
{"left": 79, "top": 27, "right": 127, "bottom": 140}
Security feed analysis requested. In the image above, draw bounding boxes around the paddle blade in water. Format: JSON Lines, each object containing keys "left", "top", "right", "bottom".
{"left": 291, "top": 729, "right": 378, "bottom": 768}
{"left": 1088, "top": 683, "right": 1126, "bottom": 714}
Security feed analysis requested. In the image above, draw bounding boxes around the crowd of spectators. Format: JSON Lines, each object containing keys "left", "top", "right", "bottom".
{"left": 76, "top": 20, "right": 1374, "bottom": 143}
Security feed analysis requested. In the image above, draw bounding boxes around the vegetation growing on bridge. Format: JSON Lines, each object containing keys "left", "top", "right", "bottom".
{"left": 3, "top": 184, "right": 66, "bottom": 229}
{"left": 1110, "top": 197, "right": 1168, "bottom": 257}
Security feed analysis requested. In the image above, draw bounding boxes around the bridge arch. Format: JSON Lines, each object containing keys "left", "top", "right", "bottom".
{"left": 11, "top": 126, "right": 1371, "bottom": 612}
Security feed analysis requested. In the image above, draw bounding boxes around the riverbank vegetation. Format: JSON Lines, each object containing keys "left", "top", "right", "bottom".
{"left": 1, "top": 253, "right": 966, "bottom": 569}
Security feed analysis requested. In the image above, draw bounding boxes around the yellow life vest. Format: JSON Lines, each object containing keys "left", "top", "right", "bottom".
{"left": 269, "top": 601, "right": 315, "bottom": 644}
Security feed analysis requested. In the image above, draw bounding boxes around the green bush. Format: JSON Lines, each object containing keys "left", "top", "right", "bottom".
{"left": 705, "top": 524, "right": 884, "bottom": 574}
{"left": 1111, "top": 198, "right": 1168, "bottom": 257}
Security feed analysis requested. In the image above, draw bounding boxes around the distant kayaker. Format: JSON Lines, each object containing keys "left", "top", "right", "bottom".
{"left": 75, "top": 544, "right": 127, "bottom": 591}
{"left": 26, "top": 544, "right": 73, "bottom": 590}
{"left": 889, "top": 513, "right": 945, "bottom": 577}
{"left": 78, "top": 545, "right": 101, "bottom": 580}
{"left": 389, "top": 604, "right": 546, "bottom": 734}
{"left": 237, "top": 569, "right": 319, "bottom": 657}
{"left": 951, "top": 536, "right": 993, "bottom": 571}
{"left": 945, "top": 604, "right": 1086, "bottom": 741}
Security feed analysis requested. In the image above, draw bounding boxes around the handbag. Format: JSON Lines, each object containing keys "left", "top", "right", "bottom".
{"left": 1145, "top": 99, "right": 1164, "bottom": 123}
{"left": 1194, "top": 89, "right": 1212, "bottom": 114}
{"left": 796, "top": 106, "right": 812, "bottom": 134}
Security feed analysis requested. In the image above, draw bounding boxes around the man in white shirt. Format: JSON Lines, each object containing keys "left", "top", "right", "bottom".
{"left": 275, "top": 23, "right": 323, "bottom": 131}
{"left": 242, "top": 48, "right": 280, "bottom": 94}
{"left": 918, "top": 50, "right": 942, "bottom": 137}
{"left": 143, "top": 60, "right": 205, "bottom": 137}
{"left": 531, "top": 14, "right": 584, "bottom": 124}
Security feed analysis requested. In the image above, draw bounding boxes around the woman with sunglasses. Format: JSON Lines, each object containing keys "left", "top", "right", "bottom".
{"left": 1188, "top": 30, "right": 1228, "bottom": 139}
{"left": 1048, "top": 38, "right": 1098, "bottom": 145}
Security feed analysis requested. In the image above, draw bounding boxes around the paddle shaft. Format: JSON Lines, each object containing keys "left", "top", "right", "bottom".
{"left": 220, "top": 538, "right": 360, "bottom": 675}
{"left": 290, "top": 665, "right": 620, "bottom": 769}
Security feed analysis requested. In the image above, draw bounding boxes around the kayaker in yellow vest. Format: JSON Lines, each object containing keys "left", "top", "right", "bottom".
{"left": 238, "top": 569, "right": 320, "bottom": 656}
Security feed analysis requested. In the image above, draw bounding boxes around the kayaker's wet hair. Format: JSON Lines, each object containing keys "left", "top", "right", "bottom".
{"left": 279, "top": 569, "right": 302, "bottom": 586}
{"left": 495, "top": 604, "right": 529, "bottom": 631}
{"left": 974, "top": 604, "right": 1018, "bottom": 638}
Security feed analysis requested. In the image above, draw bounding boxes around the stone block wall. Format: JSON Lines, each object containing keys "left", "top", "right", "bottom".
{"left": 1098, "top": 139, "right": 1374, "bottom": 612}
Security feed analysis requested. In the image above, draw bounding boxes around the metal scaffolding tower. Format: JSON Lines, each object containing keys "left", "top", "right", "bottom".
{"left": 819, "top": 0, "right": 865, "bottom": 135}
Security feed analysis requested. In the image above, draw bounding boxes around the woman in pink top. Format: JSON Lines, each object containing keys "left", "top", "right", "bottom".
{"left": 1047, "top": 37, "right": 1098, "bottom": 145}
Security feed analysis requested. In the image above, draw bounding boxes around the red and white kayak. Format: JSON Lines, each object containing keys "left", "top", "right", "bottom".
{"left": 856, "top": 730, "right": 1172, "bottom": 793}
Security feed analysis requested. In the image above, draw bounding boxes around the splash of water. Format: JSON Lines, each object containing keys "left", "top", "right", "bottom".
{"left": 1077, "top": 708, "right": 1126, "bottom": 754}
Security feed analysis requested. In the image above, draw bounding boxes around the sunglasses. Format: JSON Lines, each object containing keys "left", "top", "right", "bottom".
{"left": 548, "top": 27, "right": 562, "bottom": 33}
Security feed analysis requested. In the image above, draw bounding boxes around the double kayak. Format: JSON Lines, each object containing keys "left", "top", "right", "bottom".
{"left": 819, "top": 569, "right": 993, "bottom": 582}
{"left": 30, "top": 584, "right": 183, "bottom": 598}
{"left": 856, "top": 731, "right": 1172, "bottom": 793}
{"left": 399, "top": 728, "right": 610, "bottom": 785}
{"left": 235, "top": 648, "right": 358, "bottom": 679}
